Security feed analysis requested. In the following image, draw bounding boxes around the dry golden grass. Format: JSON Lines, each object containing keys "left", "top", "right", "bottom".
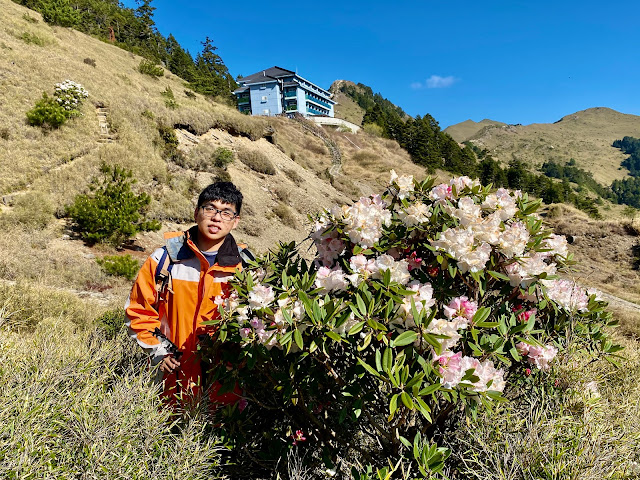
{"left": 443, "top": 118, "right": 507, "bottom": 143}
{"left": 543, "top": 203, "right": 640, "bottom": 304}
{"left": 446, "top": 329, "right": 640, "bottom": 479}
{"left": 459, "top": 107, "right": 640, "bottom": 185}
{"left": 330, "top": 80, "right": 366, "bottom": 126}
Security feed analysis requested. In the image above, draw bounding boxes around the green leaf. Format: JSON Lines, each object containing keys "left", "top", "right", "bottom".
{"left": 389, "top": 393, "right": 399, "bottom": 418}
{"left": 357, "top": 358, "right": 381, "bottom": 378}
{"left": 487, "top": 270, "right": 510, "bottom": 281}
{"left": 472, "top": 306, "right": 491, "bottom": 325}
{"left": 325, "top": 331, "right": 342, "bottom": 343}
{"left": 400, "top": 391, "right": 414, "bottom": 410}
{"left": 294, "top": 328, "right": 303, "bottom": 350}
{"left": 418, "top": 383, "right": 441, "bottom": 396}
{"left": 356, "top": 294, "right": 367, "bottom": 317}
{"left": 392, "top": 331, "right": 418, "bottom": 347}
{"left": 382, "top": 347, "right": 392, "bottom": 373}
{"left": 348, "top": 320, "right": 366, "bottom": 336}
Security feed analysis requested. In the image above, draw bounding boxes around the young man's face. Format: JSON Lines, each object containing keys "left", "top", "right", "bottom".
{"left": 194, "top": 200, "right": 240, "bottom": 251}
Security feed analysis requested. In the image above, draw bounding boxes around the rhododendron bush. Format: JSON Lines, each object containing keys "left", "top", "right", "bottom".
{"left": 202, "top": 173, "right": 619, "bottom": 478}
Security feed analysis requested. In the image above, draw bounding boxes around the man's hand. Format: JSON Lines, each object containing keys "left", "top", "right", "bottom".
{"left": 159, "top": 355, "right": 181, "bottom": 374}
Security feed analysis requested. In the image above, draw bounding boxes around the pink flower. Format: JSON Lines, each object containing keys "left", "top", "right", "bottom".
{"left": 525, "top": 368, "right": 532, "bottom": 376}
{"left": 239, "top": 327, "right": 252, "bottom": 339}
{"left": 292, "top": 429, "right": 306, "bottom": 445}
{"left": 443, "top": 296, "right": 478, "bottom": 328}
{"left": 406, "top": 251, "right": 422, "bottom": 271}
{"left": 237, "top": 398, "right": 248, "bottom": 412}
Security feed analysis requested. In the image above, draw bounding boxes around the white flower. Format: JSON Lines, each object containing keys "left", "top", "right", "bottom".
{"left": 371, "top": 255, "right": 411, "bottom": 285}
{"left": 543, "top": 279, "right": 589, "bottom": 312}
{"left": 398, "top": 281, "right": 435, "bottom": 327}
{"left": 397, "top": 202, "right": 431, "bottom": 227}
{"left": 541, "top": 234, "right": 569, "bottom": 259}
{"left": 497, "top": 221, "right": 529, "bottom": 258}
{"left": 429, "top": 183, "right": 453, "bottom": 203}
{"left": 449, "top": 176, "right": 480, "bottom": 195}
{"left": 248, "top": 284, "right": 275, "bottom": 310}
{"left": 482, "top": 188, "right": 518, "bottom": 221}
{"left": 431, "top": 228, "right": 491, "bottom": 273}
{"left": 454, "top": 197, "right": 482, "bottom": 227}
{"left": 389, "top": 169, "right": 414, "bottom": 199}
{"left": 315, "top": 266, "right": 349, "bottom": 293}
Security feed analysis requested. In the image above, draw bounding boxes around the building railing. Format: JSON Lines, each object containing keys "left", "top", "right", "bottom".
{"left": 285, "top": 104, "right": 298, "bottom": 111}
{"left": 305, "top": 94, "right": 331, "bottom": 109}
{"left": 284, "top": 90, "right": 297, "bottom": 98}
{"left": 306, "top": 104, "right": 327, "bottom": 116}
{"left": 237, "top": 97, "right": 250, "bottom": 104}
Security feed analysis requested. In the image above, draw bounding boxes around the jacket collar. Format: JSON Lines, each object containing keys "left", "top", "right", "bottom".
{"left": 165, "top": 226, "right": 242, "bottom": 267}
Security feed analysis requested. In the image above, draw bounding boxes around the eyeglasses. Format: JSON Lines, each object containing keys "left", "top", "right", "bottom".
{"left": 200, "top": 205, "right": 237, "bottom": 221}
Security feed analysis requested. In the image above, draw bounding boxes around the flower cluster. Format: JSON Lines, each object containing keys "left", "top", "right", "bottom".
{"left": 516, "top": 342, "right": 558, "bottom": 371}
{"left": 206, "top": 170, "right": 615, "bottom": 476}
{"left": 54, "top": 80, "right": 88, "bottom": 112}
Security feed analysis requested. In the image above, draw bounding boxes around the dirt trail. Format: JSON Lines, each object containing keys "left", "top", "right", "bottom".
{"left": 598, "top": 292, "right": 640, "bottom": 313}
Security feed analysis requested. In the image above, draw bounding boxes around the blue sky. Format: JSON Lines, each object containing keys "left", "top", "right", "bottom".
{"left": 125, "top": 0, "right": 640, "bottom": 128}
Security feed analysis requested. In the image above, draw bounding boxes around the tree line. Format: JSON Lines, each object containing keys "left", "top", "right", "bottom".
{"left": 13, "top": 0, "right": 236, "bottom": 98}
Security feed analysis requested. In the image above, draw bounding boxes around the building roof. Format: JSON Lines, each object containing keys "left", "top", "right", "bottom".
{"left": 237, "top": 66, "right": 296, "bottom": 85}
{"left": 233, "top": 86, "right": 249, "bottom": 94}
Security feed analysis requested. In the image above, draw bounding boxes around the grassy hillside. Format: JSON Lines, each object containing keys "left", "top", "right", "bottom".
{"left": 0, "top": 0, "right": 426, "bottom": 268}
{"left": 330, "top": 80, "right": 366, "bottom": 125}
{"left": 460, "top": 107, "right": 640, "bottom": 185}
{"left": 2, "top": 2, "right": 640, "bottom": 478}
{"left": 444, "top": 118, "right": 507, "bottom": 143}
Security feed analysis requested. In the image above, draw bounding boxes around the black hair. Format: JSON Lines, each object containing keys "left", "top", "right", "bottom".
{"left": 197, "top": 182, "right": 243, "bottom": 214}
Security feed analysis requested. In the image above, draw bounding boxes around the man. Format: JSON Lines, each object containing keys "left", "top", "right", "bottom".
{"left": 125, "top": 181, "right": 251, "bottom": 404}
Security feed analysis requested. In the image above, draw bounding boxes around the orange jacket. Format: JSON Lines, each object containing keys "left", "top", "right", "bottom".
{"left": 125, "top": 226, "right": 243, "bottom": 403}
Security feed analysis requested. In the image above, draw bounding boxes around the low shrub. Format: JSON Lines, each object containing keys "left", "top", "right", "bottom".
{"left": 237, "top": 147, "right": 276, "bottom": 175}
{"left": 66, "top": 164, "right": 161, "bottom": 246}
{"left": 138, "top": 59, "right": 164, "bottom": 77}
{"left": 212, "top": 167, "right": 231, "bottom": 183}
{"left": 0, "top": 128, "right": 9, "bottom": 140}
{"left": 53, "top": 80, "right": 88, "bottom": 114}
{"left": 0, "top": 191, "right": 54, "bottom": 230}
{"left": 214, "top": 147, "right": 234, "bottom": 168}
{"left": 141, "top": 109, "right": 154, "bottom": 120}
{"left": 284, "top": 168, "right": 304, "bottom": 186}
{"left": 26, "top": 80, "right": 88, "bottom": 129}
{"left": 26, "top": 93, "right": 67, "bottom": 128}
{"left": 22, "top": 13, "right": 38, "bottom": 23}
{"left": 161, "top": 86, "right": 178, "bottom": 109}
{"left": 83, "top": 57, "right": 96, "bottom": 67}
{"left": 0, "top": 282, "right": 87, "bottom": 329}
{"left": 304, "top": 138, "right": 327, "bottom": 155}
{"left": 95, "top": 308, "right": 126, "bottom": 339}
{"left": 156, "top": 123, "right": 184, "bottom": 163}
{"left": 97, "top": 254, "right": 140, "bottom": 281}
{"left": 202, "top": 172, "right": 619, "bottom": 477}
{"left": 272, "top": 202, "right": 297, "bottom": 227}
{"left": 185, "top": 89, "right": 197, "bottom": 99}
{"left": 21, "top": 32, "right": 46, "bottom": 46}
{"left": 351, "top": 150, "right": 380, "bottom": 167}
{"left": 363, "top": 122, "right": 384, "bottom": 137}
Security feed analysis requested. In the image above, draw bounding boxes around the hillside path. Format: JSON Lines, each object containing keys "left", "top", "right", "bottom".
{"left": 598, "top": 291, "right": 640, "bottom": 313}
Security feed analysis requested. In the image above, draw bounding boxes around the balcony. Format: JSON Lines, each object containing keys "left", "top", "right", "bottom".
{"left": 285, "top": 104, "right": 298, "bottom": 111}
{"left": 237, "top": 96, "right": 250, "bottom": 105}
{"left": 284, "top": 90, "right": 297, "bottom": 98}
{"left": 306, "top": 105, "right": 327, "bottom": 116}
{"left": 305, "top": 94, "right": 331, "bottom": 109}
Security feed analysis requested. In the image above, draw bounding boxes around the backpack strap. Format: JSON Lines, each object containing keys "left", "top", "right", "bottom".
{"left": 238, "top": 246, "right": 255, "bottom": 268}
{"left": 153, "top": 247, "right": 174, "bottom": 309}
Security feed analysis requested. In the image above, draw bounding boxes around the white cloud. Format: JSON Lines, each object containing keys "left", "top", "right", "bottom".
{"left": 410, "top": 82, "right": 423, "bottom": 90}
{"left": 426, "top": 75, "right": 456, "bottom": 88}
